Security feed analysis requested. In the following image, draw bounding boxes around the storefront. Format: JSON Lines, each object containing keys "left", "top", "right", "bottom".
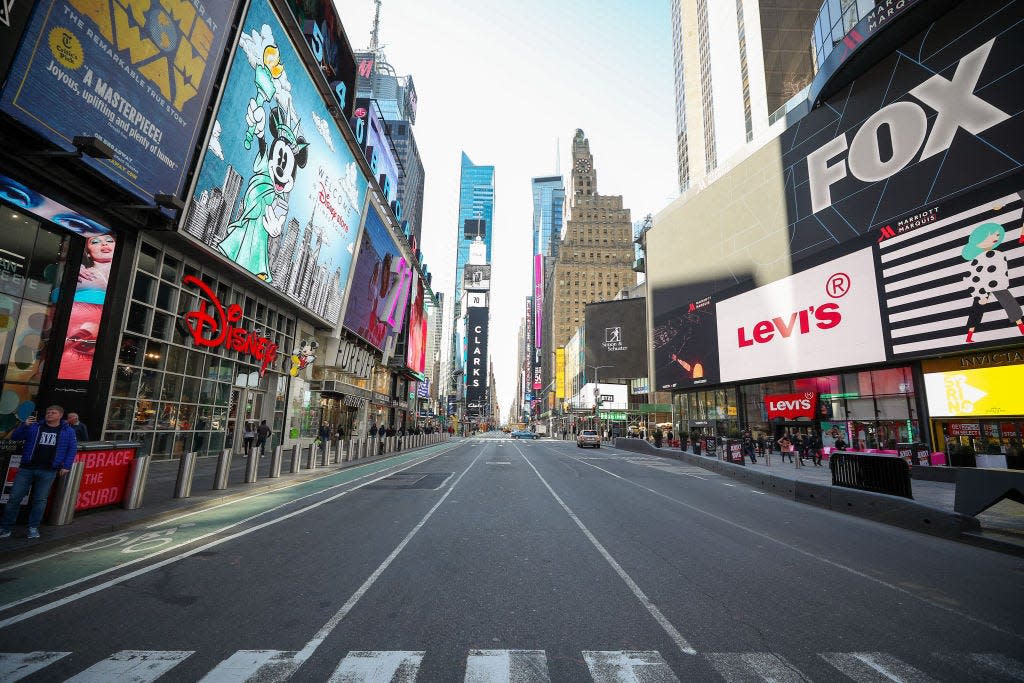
{"left": 922, "top": 350, "right": 1024, "bottom": 468}
{"left": 101, "top": 236, "right": 298, "bottom": 459}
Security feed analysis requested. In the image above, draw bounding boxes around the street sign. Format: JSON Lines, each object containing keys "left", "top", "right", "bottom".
{"left": 600, "top": 394, "right": 615, "bottom": 403}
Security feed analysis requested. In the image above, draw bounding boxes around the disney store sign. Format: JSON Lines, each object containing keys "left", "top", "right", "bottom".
{"left": 181, "top": 275, "right": 279, "bottom": 375}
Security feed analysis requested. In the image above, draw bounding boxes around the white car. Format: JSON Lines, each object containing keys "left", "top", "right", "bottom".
{"left": 576, "top": 429, "right": 600, "bottom": 448}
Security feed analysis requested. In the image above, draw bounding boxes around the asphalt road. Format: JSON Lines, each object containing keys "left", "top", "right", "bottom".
{"left": 0, "top": 435, "right": 1022, "bottom": 682}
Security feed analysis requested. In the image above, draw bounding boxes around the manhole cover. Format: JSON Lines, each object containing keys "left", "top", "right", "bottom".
{"left": 364, "top": 472, "right": 452, "bottom": 490}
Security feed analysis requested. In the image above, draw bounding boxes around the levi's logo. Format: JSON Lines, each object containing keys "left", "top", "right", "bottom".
{"left": 767, "top": 396, "right": 812, "bottom": 412}
{"left": 737, "top": 303, "right": 841, "bottom": 348}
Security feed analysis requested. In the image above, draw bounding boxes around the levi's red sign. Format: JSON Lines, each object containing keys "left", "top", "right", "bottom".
{"left": 182, "top": 275, "right": 279, "bottom": 375}
{"left": 765, "top": 392, "right": 817, "bottom": 420}
{"left": 75, "top": 447, "right": 137, "bottom": 511}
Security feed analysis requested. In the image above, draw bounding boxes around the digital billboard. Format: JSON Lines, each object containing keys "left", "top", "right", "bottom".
{"left": 555, "top": 347, "right": 565, "bottom": 400}
{"left": 183, "top": 0, "right": 368, "bottom": 322}
{"left": 534, "top": 254, "right": 543, "bottom": 348}
{"left": 351, "top": 97, "right": 400, "bottom": 206}
{"left": 584, "top": 298, "right": 647, "bottom": 379}
{"left": 406, "top": 271, "right": 427, "bottom": 374}
{"left": 876, "top": 187, "right": 1024, "bottom": 360}
{"left": 925, "top": 365, "right": 1024, "bottom": 417}
{"left": 283, "top": 0, "right": 358, "bottom": 119}
{"left": 0, "top": 0, "right": 34, "bottom": 84}
{"left": 652, "top": 279, "right": 724, "bottom": 390}
{"left": 716, "top": 248, "right": 885, "bottom": 383}
{"left": 342, "top": 205, "right": 411, "bottom": 351}
{"left": 1, "top": 0, "right": 239, "bottom": 201}
{"left": 466, "top": 304, "right": 489, "bottom": 409}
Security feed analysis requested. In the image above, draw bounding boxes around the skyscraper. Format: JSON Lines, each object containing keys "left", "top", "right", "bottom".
{"left": 532, "top": 176, "right": 565, "bottom": 260}
{"left": 669, "top": 0, "right": 821, "bottom": 192}
{"left": 550, "top": 130, "right": 635, "bottom": 353}
{"left": 532, "top": 175, "right": 565, "bottom": 415}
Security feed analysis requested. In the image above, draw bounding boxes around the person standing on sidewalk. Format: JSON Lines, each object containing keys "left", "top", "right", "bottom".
{"left": 242, "top": 421, "right": 256, "bottom": 455}
{"left": 256, "top": 420, "right": 272, "bottom": 456}
{"left": 778, "top": 434, "right": 794, "bottom": 463}
{"left": 0, "top": 406, "right": 78, "bottom": 540}
{"left": 809, "top": 430, "right": 823, "bottom": 466}
{"left": 66, "top": 413, "right": 89, "bottom": 443}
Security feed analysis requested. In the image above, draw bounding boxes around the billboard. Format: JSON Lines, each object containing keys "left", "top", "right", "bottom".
{"left": 406, "top": 271, "right": 427, "bottom": 374}
{"left": 584, "top": 298, "right": 647, "bottom": 379}
{"left": 183, "top": 0, "right": 368, "bottom": 322}
{"left": 652, "top": 280, "right": 724, "bottom": 390}
{"left": 649, "top": 2, "right": 1024, "bottom": 378}
{"left": 555, "top": 347, "right": 565, "bottom": 399}
{"left": 464, "top": 264, "right": 490, "bottom": 291}
{"left": 534, "top": 253, "right": 543, "bottom": 348}
{"left": 351, "top": 97, "right": 400, "bottom": 207}
{"left": 0, "top": 0, "right": 34, "bottom": 84}
{"left": 343, "top": 205, "right": 411, "bottom": 351}
{"left": 1, "top": 0, "right": 239, "bottom": 201}
{"left": 466, "top": 304, "right": 489, "bottom": 407}
{"left": 876, "top": 187, "right": 1024, "bottom": 359}
{"left": 924, "top": 365, "right": 1024, "bottom": 417}
{"left": 283, "top": 0, "right": 358, "bottom": 119}
{"left": 717, "top": 248, "right": 885, "bottom": 383}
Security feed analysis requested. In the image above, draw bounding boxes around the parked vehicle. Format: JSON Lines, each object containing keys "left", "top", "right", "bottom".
{"left": 511, "top": 430, "right": 538, "bottom": 440}
{"left": 577, "top": 429, "right": 600, "bottom": 448}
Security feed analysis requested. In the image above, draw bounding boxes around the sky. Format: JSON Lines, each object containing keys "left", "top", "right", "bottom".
{"left": 334, "top": 0, "right": 679, "bottom": 421}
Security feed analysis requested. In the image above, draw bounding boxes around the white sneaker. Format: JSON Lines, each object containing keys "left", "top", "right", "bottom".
{"left": 27, "top": 528, "right": 40, "bottom": 539}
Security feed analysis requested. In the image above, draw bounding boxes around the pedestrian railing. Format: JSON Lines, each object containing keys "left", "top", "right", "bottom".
{"left": 829, "top": 451, "right": 913, "bottom": 499}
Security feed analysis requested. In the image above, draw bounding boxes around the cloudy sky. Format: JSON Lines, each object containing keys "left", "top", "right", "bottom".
{"left": 335, "top": 0, "right": 678, "bottom": 420}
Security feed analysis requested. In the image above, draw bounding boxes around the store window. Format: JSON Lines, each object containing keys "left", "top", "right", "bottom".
{"left": 0, "top": 208, "right": 68, "bottom": 432}
{"left": 104, "top": 240, "right": 295, "bottom": 459}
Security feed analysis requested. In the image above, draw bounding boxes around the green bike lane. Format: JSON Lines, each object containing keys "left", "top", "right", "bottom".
{"left": 0, "top": 439, "right": 467, "bottom": 624}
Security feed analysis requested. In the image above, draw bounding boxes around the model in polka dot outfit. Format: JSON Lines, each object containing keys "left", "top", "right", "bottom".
{"left": 961, "top": 222, "right": 1024, "bottom": 343}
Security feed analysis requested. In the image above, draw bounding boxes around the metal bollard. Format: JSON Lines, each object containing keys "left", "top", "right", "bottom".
{"left": 213, "top": 448, "right": 232, "bottom": 490}
{"left": 245, "top": 447, "right": 259, "bottom": 483}
{"left": 269, "top": 445, "right": 283, "bottom": 478}
{"left": 174, "top": 451, "right": 198, "bottom": 499}
{"left": 122, "top": 453, "right": 151, "bottom": 510}
{"left": 290, "top": 444, "right": 301, "bottom": 473}
{"left": 383, "top": 436, "right": 391, "bottom": 454}
{"left": 49, "top": 460, "right": 85, "bottom": 526}
{"left": 305, "top": 445, "right": 317, "bottom": 469}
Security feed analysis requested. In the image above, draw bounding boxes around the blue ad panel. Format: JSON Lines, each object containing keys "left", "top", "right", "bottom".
{"left": 182, "top": 0, "right": 369, "bottom": 322}
{"left": 1, "top": 0, "right": 239, "bottom": 201}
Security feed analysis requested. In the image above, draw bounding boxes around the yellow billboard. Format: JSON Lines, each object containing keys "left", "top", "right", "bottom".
{"left": 556, "top": 348, "right": 566, "bottom": 399}
{"left": 924, "top": 366, "right": 1024, "bottom": 417}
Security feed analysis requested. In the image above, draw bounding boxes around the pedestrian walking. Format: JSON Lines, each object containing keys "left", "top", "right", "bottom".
{"left": 66, "top": 412, "right": 89, "bottom": 443}
{"left": 242, "top": 420, "right": 256, "bottom": 455}
{"left": 562, "top": 428, "right": 568, "bottom": 440}
{"left": 653, "top": 429, "right": 663, "bottom": 448}
{"left": 743, "top": 430, "right": 756, "bottom": 463}
{"left": 256, "top": 419, "right": 272, "bottom": 456}
{"left": 810, "top": 430, "right": 823, "bottom": 466}
{"left": 0, "top": 406, "right": 78, "bottom": 540}
{"left": 778, "top": 434, "right": 794, "bottom": 463}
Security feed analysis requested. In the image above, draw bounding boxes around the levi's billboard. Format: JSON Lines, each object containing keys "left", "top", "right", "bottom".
{"left": 1, "top": 0, "right": 239, "bottom": 202}
{"left": 717, "top": 248, "right": 885, "bottom": 383}
{"left": 764, "top": 393, "right": 818, "bottom": 421}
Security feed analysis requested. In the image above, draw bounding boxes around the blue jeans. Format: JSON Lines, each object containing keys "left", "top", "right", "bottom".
{"left": 2, "top": 467, "right": 58, "bottom": 530}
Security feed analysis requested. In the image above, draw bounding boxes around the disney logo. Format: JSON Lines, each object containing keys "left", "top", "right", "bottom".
{"left": 181, "top": 275, "right": 278, "bottom": 375}
{"left": 318, "top": 181, "right": 350, "bottom": 233}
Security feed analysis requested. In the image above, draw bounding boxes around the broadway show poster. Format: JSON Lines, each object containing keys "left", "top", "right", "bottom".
{"left": 405, "top": 274, "right": 427, "bottom": 375}
{"left": 876, "top": 186, "right": 1024, "bottom": 359}
{"left": 1, "top": 0, "right": 239, "bottom": 201}
{"left": 651, "top": 281, "right": 723, "bottom": 390}
{"left": 342, "top": 206, "right": 410, "bottom": 351}
{"left": 183, "top": 0, "right": 369, "bottom": 323}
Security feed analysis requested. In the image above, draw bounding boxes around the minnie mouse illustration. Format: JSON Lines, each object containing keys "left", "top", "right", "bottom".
{"left": 289, "top": 339, "right": 318, "bottom": 377}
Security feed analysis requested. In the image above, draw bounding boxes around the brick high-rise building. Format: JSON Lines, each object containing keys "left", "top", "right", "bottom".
{"left": 551, "top": 129, "right": 635, "bottom": 352}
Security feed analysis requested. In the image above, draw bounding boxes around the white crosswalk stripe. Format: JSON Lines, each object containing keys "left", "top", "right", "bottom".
{"left": 199, "top": 649, "right": 296, "bottom": 682}
{"left": 820, "top": 652, "right": 938, "bottom": 683}
{"left": 705, "top": 652, "right": 811, "bottom": 682}
{"left": 583, "top": 650, "right": 679, "bottom": 682}
{"left": 65, "top": 650, "right": 194, "bottom": 682}
{"left": 0, "top": 651, "right": 71, "bottom": 682}
{"left": 330, "top": 651, "right": 424, "bottom": 682}
{"left": 464, "top": 649, "right": 549, "bottom": 682}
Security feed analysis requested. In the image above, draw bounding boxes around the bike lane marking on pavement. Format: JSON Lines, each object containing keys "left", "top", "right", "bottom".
{"left": 0, "top": 441, "right": 469, "bottom": 623}
{"left": 514, "top": 443, "right": 697, "bottom": 657}
{"left": 562, "top": 453, "right": 1024, "bottom": 644}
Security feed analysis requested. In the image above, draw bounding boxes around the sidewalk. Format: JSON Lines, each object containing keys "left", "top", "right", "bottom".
{"left": 0, "top": 436, "right": 456, "bottom": 558}
{"left": 612, "top": 438, "right": 1024, "bottom": 555}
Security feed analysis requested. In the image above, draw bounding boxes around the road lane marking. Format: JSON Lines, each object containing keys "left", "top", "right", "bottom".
{"left": 0, "top": 652, "right": 71, "bottom": 682}
{"left": 329, "top": 650, "right": 424, "bottom": 682}
{"left": 516, "top": 445, "right": 696, "bottom": 656}
{"left": 200, "top": 650, "right": 295, "bottom": 682}
{"left": 566, "top": 455, "right": 1024, "bottom": 643}
{"left": 487, "top": 462, "right": 512, "bottom": 465}
{"left": 582, "top": 651, "right": 679, "bottom": 682}
{"left": 465, "top": 650, "right": 550, "bottom": 682}
{"left": 542, "top": 444, "right": 709, "bottom": 480}
{"left": 66, "top": 650, "right": 193, "bottom": 682}
{"left": 706, "top": 652, "right": 811, "bottom": 682}
{"left": 275, "top": 453, "right": 484, "bottom": 681}
{"left": 0, "top": 442, "right": 471, "bottom": 629}
{"left": 820, "top": 652, "right": 938, "bottom": 682}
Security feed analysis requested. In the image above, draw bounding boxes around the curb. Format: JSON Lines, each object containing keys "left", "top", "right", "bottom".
{"left": 608, "top": 438, "right": 1022, "bottom": 554}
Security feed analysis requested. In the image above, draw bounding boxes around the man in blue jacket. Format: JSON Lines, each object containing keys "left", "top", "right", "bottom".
{"left": 0, "top": 405, "right": 78, "bottom": 539}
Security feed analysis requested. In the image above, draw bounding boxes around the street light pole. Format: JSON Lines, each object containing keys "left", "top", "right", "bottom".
{"left": 588, "top": 365, "right": 613, "bottom": 442}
